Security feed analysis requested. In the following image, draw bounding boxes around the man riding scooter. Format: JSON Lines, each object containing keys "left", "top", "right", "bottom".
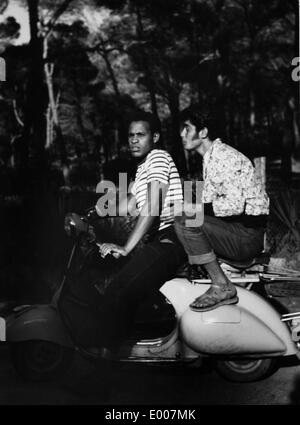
{"left": 174, "top": 105, "right": 270, "bottom": 312}
{"left": 65, "top": 106, "right": 269, "bottom": 394}
{"left": 4, "top": 108, "right": 298, "bottom": 388}
{"left": 65, "top": 111, "right": 186, "bottom": 395}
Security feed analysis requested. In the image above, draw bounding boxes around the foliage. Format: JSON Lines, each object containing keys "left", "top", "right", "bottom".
{"left": 0, "top": 0, "right": 297, "bottom": 184}
{"left": 271, "top": 190, "right": 300, "bottom": 244}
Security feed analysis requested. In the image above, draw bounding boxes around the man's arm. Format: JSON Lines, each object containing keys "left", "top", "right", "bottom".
{"left": 95, "top": 190, "right": 138, "bottom": 217}
{"left": 124, "top": 180, "right": 168, "bottom": 253}
{"left": 98, "top": 180, "right": 168, "bottom": 258}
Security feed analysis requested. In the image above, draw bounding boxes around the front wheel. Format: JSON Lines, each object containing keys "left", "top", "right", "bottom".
{"left": 11, "top": 341, "right": 74, "bottom": 382}
{"left": 215, "top": 357, "right": 279, "bottom": 382}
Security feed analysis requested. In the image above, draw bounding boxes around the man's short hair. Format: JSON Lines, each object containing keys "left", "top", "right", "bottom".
{"left": 127, "top": 110, "right": 162, "bottom": 136}
{"left": 180, "top": 105, "right": 221, "bottom": 141}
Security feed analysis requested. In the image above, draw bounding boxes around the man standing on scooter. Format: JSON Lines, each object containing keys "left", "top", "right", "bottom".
{"left": 66, "top": 111, "right": 186, "bottom": 395}
{"left": 174, "top": 105, "right": 269, "bottom": 312}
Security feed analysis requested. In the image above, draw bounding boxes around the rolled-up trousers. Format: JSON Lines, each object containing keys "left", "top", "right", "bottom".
{"left": 174, "top": 213, "right": 265, "bottom": 265}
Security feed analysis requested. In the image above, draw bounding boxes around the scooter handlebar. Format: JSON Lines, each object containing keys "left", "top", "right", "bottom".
{"left": 66, "top": 208, "right": 120, "bottom": 259}
{"left": 96, "top": 242, "right": 121, "bottom": 259}
{"left": 81, "top": 206, "right": 100, "bottom": 224}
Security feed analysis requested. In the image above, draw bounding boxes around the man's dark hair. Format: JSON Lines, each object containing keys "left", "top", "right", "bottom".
{"left": 127, "top": 110, "right": 162, "bottom": 136}
{"left": 180, "top": 105, "right": 221, "bottom": 141}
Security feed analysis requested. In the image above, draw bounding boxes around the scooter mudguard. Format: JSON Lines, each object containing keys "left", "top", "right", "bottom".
{"left": 4, "top": 304, "right": 74, "bottom": 348}
{"left": 160, "top": 278, "right": 297, "bottom": 357}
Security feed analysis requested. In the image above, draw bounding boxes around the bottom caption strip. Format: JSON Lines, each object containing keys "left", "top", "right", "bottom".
{"left": 104, "top": 408, "right": 198, "bottom": 422}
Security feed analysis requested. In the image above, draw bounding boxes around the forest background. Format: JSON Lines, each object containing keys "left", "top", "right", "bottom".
{"left": 0, "top": 0, "right": 299, "bottom": 305}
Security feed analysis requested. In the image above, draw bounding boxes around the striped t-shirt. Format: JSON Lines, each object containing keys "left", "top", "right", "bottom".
{"left": 131, "top": 149, "right": 183, "bottom": 231}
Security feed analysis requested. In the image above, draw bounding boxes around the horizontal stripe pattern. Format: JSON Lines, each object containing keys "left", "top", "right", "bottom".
{"left": 131, "top": 149, "right": 183, "bottom": 230}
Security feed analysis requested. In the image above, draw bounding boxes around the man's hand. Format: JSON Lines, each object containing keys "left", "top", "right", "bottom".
{"left": 97, "top": 243, "right": 128, "bottom": 259}
{"left": 64, "top": 212, "right": 88, "bottom": 236}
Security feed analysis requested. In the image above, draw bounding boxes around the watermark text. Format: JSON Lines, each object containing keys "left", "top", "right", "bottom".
{"left": 95, "top": 173, "right": 204, "bottom": 227}
{"left": 0, "top": 57, "right": 6, "bottom": 82}
{"left": 292, "top": 57, "right": 300, "bottom": 82}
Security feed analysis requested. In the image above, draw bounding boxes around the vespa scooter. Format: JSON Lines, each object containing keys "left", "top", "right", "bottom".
{"left": 1, "top": 213, "right": 300, "bottom": 383}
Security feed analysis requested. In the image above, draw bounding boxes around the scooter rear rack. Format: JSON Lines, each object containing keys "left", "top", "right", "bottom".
{"left": 280, "top": 313, "right": 300, "bottom": 345}
{"left": 281, "top": 312, "right": 300, "bottom": 322}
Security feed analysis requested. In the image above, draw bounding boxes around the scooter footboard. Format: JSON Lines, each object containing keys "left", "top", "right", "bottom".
{"left": 4, "top": 304, "right": 74, "bottom": 348}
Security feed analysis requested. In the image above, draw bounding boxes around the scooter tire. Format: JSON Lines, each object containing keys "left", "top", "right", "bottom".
{"left": 215, "top": 357, "right": 279, "bottom": 383}
{"left": 11, "top": 341, "right": 74, "bottom": 382}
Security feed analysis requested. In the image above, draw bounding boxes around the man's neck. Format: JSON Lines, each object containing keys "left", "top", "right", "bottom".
{"left": 136, "top": 148, "right": 154, "bottom": 166}
{"left": 196, "top": 138, "right": 213, "bottom": 157}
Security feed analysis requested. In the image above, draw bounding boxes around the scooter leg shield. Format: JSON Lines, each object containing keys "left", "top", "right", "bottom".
{"left": 5, "top": 304, "right": 74, "bottom": 348}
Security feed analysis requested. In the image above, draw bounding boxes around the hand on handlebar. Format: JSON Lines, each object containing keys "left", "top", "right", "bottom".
{"left": 97, "top": 243, "right": 128, "bottom": 259}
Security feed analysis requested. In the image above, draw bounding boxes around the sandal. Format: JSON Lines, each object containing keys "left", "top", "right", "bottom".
{"left": 190, "top": 284, "right": 239, "bottom": 312}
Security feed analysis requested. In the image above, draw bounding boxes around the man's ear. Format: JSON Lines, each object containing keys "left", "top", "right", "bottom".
{"left": 199, "top": 127, "right": 208, "bottom": 140}
{"left": 153, "top": 132, "right": 160, "bottom": 144}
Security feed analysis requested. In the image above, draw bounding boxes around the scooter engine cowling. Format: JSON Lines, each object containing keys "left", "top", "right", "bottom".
{"left": 180, "top": 305, "right": 287, "bottom": 356}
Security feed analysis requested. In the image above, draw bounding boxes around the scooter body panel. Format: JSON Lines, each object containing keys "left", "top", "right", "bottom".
{"left": 160, "top": 278, "right": 297, "bottom": 357}
{"left": 5, "top": 305, "right": 74, "bottom": 348}
{"left": 181, "top": 306, "right": 286, "bottom": 355}
{"left": 2, "top": 278, "right": 298, "bottom": 362}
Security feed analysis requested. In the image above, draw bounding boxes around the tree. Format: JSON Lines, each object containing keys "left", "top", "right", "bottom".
{"left": 0, "top": 0, "right": 297, "bottom": 186}
{"left": 8, "top": 0, "right": 78, "bottom": 175}
{"left": 21, "top": 0, "right": 46, "bottom": 173}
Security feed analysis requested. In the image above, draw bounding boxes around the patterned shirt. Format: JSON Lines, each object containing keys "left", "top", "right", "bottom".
{"left": 202, "top": 139, "right": 269, "bottom": 217}
{"left": 131, "top": 149, "right": 183, "bottom": 231}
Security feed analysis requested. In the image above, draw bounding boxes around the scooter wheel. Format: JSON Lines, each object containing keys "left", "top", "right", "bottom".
{"left": 11, "top": 341, "right": 74, "bottom": 382}
{"left": 215, "top": 358, "right": 279, "bottom": 383}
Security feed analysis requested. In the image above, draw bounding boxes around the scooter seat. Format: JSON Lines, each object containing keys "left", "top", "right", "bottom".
{"left": 219, "top": 252, "right": 270, "bottom": 270}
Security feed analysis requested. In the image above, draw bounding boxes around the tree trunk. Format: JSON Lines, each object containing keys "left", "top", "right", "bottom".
{"left": 167, "top": 91, "right": 187, "bottom": 176}
{"left": 44, "top": 37, "right": 67, "bottom": 164}
{"left": 22, "top": 0, "right": 47, "bottom": 176}
{"left": 292, "top": 0, "right": 300, "bottom": 158}
{"left": 100, "top": 44, "right": 121, "bottom": 98}
{"left": 249, "top": 89, "right": 267, "bottom": 189}
{"left": 45, "top": 104, "right": 52, "bottom": 150}
{"left": 135, "top": 4, "right": 159, "bottom": 118}
{"left": 72, "top": 80, "right": 89, "bottom": 156}
{"left": 281, "top": 106, "right": 293, "bottom": 182}
{"left": 249, "top": 90, "right": 255, "bottom": 127}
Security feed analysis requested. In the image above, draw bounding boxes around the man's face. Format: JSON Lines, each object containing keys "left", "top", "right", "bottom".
{"left": 180, "top": 120, "right": 202, "bottom": 151}
{"left": 128, "top": 121, "right": 157, "bottom": 160}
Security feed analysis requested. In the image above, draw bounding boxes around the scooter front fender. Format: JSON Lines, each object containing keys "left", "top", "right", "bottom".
{"left": 4, "top": 304, "right": 74, "bottom": 348}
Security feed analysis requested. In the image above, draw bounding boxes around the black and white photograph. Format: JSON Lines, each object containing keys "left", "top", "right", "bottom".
{"left": 0, "top": 0, "right": 299, "bottom": 410}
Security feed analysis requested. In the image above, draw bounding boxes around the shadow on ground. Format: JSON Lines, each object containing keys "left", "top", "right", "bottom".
{"left": 289, "top": 372, "right": 300, "bottom": 404}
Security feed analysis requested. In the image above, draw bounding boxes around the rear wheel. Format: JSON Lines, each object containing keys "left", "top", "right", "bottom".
{"left": 215, "top": 357, "right": 279, "bottom": 382}
{"left": 11, "top": 341, "right": 74, "bottom": 382}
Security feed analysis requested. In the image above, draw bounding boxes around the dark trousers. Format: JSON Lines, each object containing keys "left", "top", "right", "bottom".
{"left": 98, "top": 226, "right": 186, "bottom": 352}
{"left": 174, "top": 214, "right": 265, "bottom": 265}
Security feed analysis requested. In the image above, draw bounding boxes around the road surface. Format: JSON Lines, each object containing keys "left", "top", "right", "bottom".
{"left": 0, "top": 345, "right": 299, "bottom": 405}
